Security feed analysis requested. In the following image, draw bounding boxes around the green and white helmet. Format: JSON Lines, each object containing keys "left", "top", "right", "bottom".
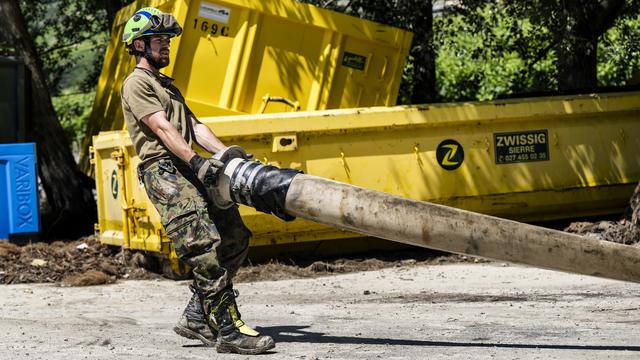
{"left": 122, "top": 7, "right": 183, "bottom": 46}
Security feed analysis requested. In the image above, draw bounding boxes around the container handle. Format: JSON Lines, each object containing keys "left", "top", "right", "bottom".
{"left": 259, "top": 93, "right": 301, "bottom": 114}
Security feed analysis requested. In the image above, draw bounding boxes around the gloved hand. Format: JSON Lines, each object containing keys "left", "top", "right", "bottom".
{"left": 189, "top": 154, "right": 224, "bottom": 187}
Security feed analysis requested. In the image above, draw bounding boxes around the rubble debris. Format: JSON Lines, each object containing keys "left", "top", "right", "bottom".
{"left": 0, "top": 232, "right": 479, "bottom": 286}
{"left": 0, "top": 236, "right": 161, "bottom": 286}
{"left": 62, "top": 270, "right": 114, "bottom": 287}
{"left": 233, "top": 253, "right": 477, "bottom": 283}
{"left": 30, "top": 259, "right": 47, "bottom": 267}
{"left": 564, "top": 220, "right": 636, "bottom": 244}
{"left": 565, "top": 182, "right": 640, "bottom": 245}
{"left": 0, "top": 235, "right": 478, "bottom": 286}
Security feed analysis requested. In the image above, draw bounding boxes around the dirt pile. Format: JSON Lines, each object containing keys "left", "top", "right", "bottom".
{"left": 4, "top": 192, "right": 639, "bottom": 288}
{"left": 565, "top": 182, "right": 640, "bottom": 244}
{"left": 0, "top": 236, "right": 161, "bottom": 286}
{"left": 0, "top": 235, "right": 478, "bottom": 286}
{"left": 564, "top": 220, "right": 639, "bottom": 244}
{"left": 234, "top": 254, "right": 481, "bottom": 283}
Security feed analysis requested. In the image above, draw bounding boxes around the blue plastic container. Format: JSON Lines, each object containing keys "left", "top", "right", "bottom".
{"left": 0, "top": 143, "right": 39, "bottom": 241}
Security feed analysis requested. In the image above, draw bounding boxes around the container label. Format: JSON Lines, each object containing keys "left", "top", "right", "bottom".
{"left": 494, "top": 129, "right": 549, "bottom": 164}
{"left": 342, "top": 52, "right": 367, "bottom": 71}
{"left": 199, "top": 2, "right": 231, "bottom": 24}
{"left": 436, "top": 139, "right": 464, "bottom": 170}
{"left": 14, "top": 156, "right": 33, "bottom": 228}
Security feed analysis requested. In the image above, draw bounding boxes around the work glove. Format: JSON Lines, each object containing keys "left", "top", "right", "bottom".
{"left": 189, "top": 154, "right": 224, "bottom": 187}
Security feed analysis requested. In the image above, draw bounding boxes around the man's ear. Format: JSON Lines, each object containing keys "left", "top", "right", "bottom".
{"left": 133, "top": 39, "right": 145, "bottom": 52}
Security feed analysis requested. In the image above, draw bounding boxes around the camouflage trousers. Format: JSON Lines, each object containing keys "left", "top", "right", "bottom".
{"left": 139, "top": 158, "right": 251, "bottom": 300}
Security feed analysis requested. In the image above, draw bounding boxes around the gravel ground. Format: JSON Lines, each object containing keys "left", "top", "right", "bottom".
{"left": 0, "top": 262, "right": 639, "bottom": 360}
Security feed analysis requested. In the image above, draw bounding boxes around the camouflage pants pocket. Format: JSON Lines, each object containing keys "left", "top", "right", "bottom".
{"left": 166, "top": 205, "right": 230, "bottom": 294}
{"left": 166, "top": 205, "right": 219, "bottom": 258}
{"left": 140, "top": 159, "right": 246, "bottom": 295}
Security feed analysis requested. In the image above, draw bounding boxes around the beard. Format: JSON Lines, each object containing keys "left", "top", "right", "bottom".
{"left": 154, "top": 52, "right": 170, "bottom": 69}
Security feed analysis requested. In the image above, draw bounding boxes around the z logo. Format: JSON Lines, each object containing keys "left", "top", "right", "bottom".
{"left": 441, "top": 144, "right": 459, "bottom": 166}
{"left": 436, "top": 140, "right": 464, "bottom": 170}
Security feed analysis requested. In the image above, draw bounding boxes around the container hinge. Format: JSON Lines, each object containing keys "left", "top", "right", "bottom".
{"left": 110, "top": 148, "right": 125, "bottom": 166}
{"left": 123, "top": 200, "right": 147, "bottom": 233}
{"left": 89, "top": 146, "right": 96, "bottom": 165}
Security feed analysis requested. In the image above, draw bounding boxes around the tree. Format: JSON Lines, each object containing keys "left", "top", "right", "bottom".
{"left": 434, "top": 0, "right": 640, "bottom": 101}
{"left": 434, "top": 2, "right": 558, "bottom": 101}
{"left": 0, "top": 0, "right": 96, "bottom": 239}
{"left": 459, "top": 0, "right": 637, "bottom": 92}
{"left": 408, "top": 1, "right": 436, "bottom": 104}
{"left": 503, "top": 0, "right": 628, "bottom": 91}
{"left": 555, "top": 0, "right": 625, "bottom": 90}
{"left": 105, "top": 0, "right": 128, "bottom": 27}
{"left": 598, "top": 8, "right": 640, "bottom": 85}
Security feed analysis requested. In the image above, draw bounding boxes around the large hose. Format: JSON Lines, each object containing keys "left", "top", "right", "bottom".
{"left": 211, "top": 146, "right": 300, "bottom": 221}
{"left": 211, "top": 147, "right": 640, "bottom": 283}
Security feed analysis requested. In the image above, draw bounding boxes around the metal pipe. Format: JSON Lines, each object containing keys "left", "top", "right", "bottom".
{"left": 213, "top": 147, "right": 640, "bottom": 283}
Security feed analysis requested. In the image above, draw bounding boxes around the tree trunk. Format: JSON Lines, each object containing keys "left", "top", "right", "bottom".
{"left": 0, "top": 0, "right": 97, "bottom": 239}
{"left": 104, "top": 0, "right": 126, "bottom": 31}
{"left": 557, "top": 0, "right": 625, "bottom": 91}
{"left": 409, "top": 0, "right": 436, "bottom": 103}
{"left": 556, "top": 37, "right": 598, "bottom": 91}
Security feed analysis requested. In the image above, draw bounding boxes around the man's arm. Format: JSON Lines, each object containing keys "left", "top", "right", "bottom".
{"left": 190, "top": 115, "right": 226, "bottom": 154}
{"left": 142, "top": 111, "right": 196, "bottom": 163}
{"left": 143, "top": 111, "right": 224, "bottom": 186}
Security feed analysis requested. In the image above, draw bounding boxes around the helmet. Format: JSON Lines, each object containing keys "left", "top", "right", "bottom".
{"left": 122, "top": 7, "right": 183, "bottom": 46}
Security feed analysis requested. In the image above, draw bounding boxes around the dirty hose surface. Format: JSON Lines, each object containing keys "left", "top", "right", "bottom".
{"left": 223, "top": 157, "right": 301, "bottom": 221}
{"left": 284, "top": 174, "right": 640, "bottom": 283}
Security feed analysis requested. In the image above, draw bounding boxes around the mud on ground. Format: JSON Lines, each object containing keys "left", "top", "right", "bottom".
{"left": 2, "top": 209, "right": 639, "bottom": 287}
{"left": 564, "top": 181, "right": 640, "bottom": 244}
{"left": 0, "top": 235, "right": 481, "bottom": 286}
{"left": 2, "top": 211, "right": 639, "bottom": 287}
{"left": 0, "top": 237, "right": 161, "bottom": 286}
{"left": 3, "top": 181, "right": 640, "bottom": 287}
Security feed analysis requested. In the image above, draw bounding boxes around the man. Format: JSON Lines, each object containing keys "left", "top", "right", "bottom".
{"left": 120, "top": 7, "right": 274, "bottom": 355}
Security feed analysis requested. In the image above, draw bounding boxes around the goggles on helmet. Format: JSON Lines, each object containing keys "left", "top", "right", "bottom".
{"left": 122, "top": 7, "right": 183, "bottom": 46}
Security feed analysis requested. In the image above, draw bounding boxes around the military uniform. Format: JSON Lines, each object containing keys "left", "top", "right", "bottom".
{"left": 121, "top": 67, "right": 251, "bottom": 298}
{"left": 120, "top": 7, "right": 275, "bottom": 353}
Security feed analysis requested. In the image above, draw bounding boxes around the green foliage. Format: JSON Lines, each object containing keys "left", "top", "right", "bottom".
{"left": 435, "top": 0, "right": 640, "bottom": 101}
{"left": 19, "top": 0, "right": 109, "bottom": 94}
{"left": 51, "top": 92, "right": 94, "bottom": 150}
{"left": 0, "top": 0, "right": 133, "bottom": 151}
{"left": 304, "top": 0, "right": 640, "bottom": 102}
{"left": 4, "top": 0, "right": 640, "bottom": 154}
{"left": 434, "top": 2, "right": 557, "bottom": 101}
{"left": 598, "top": 12, "right": 640, "bottom": 86}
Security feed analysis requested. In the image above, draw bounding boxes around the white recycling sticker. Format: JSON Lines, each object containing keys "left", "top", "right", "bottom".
{"left": 199, "top": 2, "right": 231, "bottom": 24}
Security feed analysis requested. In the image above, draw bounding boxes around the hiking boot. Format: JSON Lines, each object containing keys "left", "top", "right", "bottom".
{"left": 208, "top": 287, "right": 275, "bottom": 354}
{"left": 173, "top": 290, "right": 217, "bottom": 347}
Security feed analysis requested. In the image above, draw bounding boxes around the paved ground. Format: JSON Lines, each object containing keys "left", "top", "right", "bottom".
{"left": 0, "top": 262, "right": 639, "bottom": 359}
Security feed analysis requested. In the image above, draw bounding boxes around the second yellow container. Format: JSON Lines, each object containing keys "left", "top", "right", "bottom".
{"left": 80, "top": 0, "right": 413, "bottom": 171}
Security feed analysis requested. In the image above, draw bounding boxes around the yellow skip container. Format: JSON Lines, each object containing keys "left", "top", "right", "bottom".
{"left": 81, "top": 0, "right": 413, "bottom": 172}
{"left": 92, "top": 91, "right": 640, "bottom": 275}
{"left": 88, "top": 0, "right": 412, "bottom": 273}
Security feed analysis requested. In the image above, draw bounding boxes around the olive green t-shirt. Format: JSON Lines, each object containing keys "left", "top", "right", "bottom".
{"left": 121, "top": 67, "right": 193, "bottom": 165}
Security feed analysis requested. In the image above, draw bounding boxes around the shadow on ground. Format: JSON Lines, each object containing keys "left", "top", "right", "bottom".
{"left": 257, "top": 325, "right": 640, "bottom": 352}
